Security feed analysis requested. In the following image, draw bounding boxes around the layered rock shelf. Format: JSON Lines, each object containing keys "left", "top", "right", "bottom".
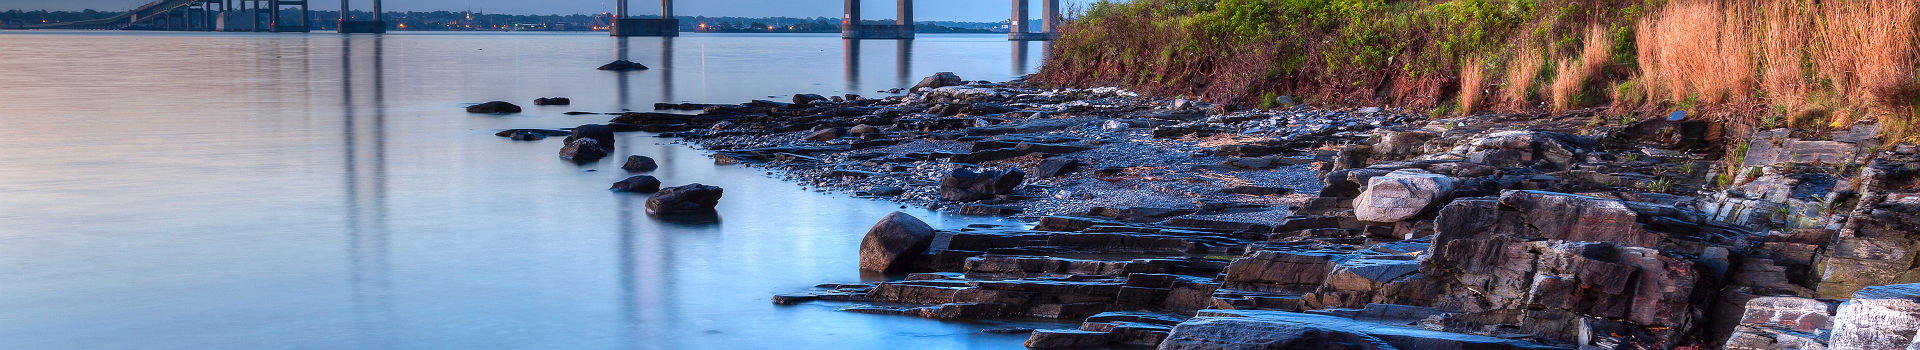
{"left": 493, "top": 73, "right": 1920, "bottom": 349}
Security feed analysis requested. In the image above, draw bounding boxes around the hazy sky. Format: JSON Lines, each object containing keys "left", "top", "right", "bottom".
{"left": 0, "top": 0, "right": 1092, "bottom": 21}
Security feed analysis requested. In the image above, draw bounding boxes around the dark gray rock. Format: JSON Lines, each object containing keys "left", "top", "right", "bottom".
{"left": 565, "top": 124, "right": 617, "bottom": 149}
{"left": 533, "top": 97, "right": 571, "bottom": 106}
{"left": 805, "top": 128, "right": 846, "bottom": 142}
{"left": 559, "top": 138, "right": 609, "bottom": 163}
{"left": 610, "top": 175, "right": 662, "bottom": 193}
{"left": 646, "top": 183, "right": 724, "bottom": 215}
{"left": 597, "top": 60, "right": 649, "bottom": 71}
{"left": 859, "top": 212, "right": 936, "bottom": 272}
{"left": 1024, "top": 329, "right": 1111, "bottom": 348}
{"left": 940, "top": 168, "right": 1025, "bottom": 202}
{"left": 466, "top": 101, "right": 522, "bottom": 114}
{"left": 913, "top": 72, "right": 964, "bottom": 91}
{"left": 793, "top": 93, "right": 829, "bottom": 105}
{"left": 1035, "top": 158, "right": 1081, "bottom": 178}
{"left": 622, "top": 155, "right": 658, "bottom": 172}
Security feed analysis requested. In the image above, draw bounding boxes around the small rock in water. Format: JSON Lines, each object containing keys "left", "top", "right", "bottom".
{"left": 533, "top": 97, "right": 571, "bottom": 106}
{"left": 646, "top": 183, "right": 724, "bottom": 215}
{"left": 565, "top": 124, "right": 617, "bottom": 149}
{"left": 622, "top": 155, "right": 659, "bottom": 172}
{"left": 597, "top": 60, "right": 649, "bottom": 71}
{"left": 610, "top": 175, "right": 662, "bottom": 193}
{"left": 508, "top": 131, "right": 545, "bottom": 141}
{"left": 466, "top": 101, "right": 522, "bottom": 114}
{"left": 559, "top": 138, "right": 609, "bottom": 163}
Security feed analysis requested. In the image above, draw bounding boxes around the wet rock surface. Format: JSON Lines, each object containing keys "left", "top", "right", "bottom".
{"left": 488, "top": 73, "right": 1920, "bottom": 349}
{"left": 645, "top": 183, "right": 723, "bottom": 215}
{"left": 465, "top": 101, "right": 522, "bottom": 114}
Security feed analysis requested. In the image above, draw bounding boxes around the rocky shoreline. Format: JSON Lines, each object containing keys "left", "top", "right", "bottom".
{"left": 489, "top": 72, "right": 1920, "bottom": 349}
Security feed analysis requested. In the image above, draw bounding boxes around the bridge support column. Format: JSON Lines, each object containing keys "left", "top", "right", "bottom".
{"left": 611, "top": 0, "right": 678, "bottom": 36}
{"left": 842, "top": 0, "right": 913, "bottom": 39}
{"left": 1009, "top": 0, "right": 1059, "bottom": 40}
{"left": 338, "top": 0, "right": 384, "bottom": 33}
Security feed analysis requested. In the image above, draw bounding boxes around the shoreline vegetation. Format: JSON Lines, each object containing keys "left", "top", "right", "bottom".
{"left": 1035, "top": 0, "right": 1920, "bottom": 142}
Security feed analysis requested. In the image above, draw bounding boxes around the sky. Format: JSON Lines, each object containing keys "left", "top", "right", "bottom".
{"left": 0, "top": 0, "right": 1094, "bottom": 21}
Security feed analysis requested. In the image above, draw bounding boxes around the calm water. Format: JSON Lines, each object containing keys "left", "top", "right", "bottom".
{"left": 0, "top": 31, "right": 1052, "bottom": 349}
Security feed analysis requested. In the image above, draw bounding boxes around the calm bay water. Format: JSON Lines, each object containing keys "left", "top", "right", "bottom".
{"left": 0, "top": 31, "right": 1051, "bottom": 349}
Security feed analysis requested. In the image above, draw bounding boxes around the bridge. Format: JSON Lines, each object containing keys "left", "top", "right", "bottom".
{"left": 25, "top": 0, "right": 312, "bottom": 32}
{"left": 22, "top": 0, "right": 1065, "bottom": 40}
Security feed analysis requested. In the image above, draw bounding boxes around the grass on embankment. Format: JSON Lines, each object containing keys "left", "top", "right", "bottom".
{"left": 1033, "top": 0, "right": 1920, "bottom": 141}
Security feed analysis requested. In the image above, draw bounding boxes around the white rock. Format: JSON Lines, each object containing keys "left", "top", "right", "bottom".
{"left": 1353, "top": 169, "right": 1455, "bottom": 222}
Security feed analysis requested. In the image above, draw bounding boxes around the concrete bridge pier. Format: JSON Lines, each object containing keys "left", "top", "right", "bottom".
{"left": 269, "top": 0, "right": 311, "bottom": 32}
{"left": 842, "top": 0, "right": 914, "bottom": 40}
{"left": 338, "top": 0, "right": 383, "bottom": 33}
{"left": 1008, "top": 0, "right": 1060, "bottom": 40}
{"left": 611, "top": 0, "right": 678, "bottom": 36}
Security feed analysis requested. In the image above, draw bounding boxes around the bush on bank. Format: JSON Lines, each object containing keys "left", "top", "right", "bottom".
{"left": 1034, "top": 0, "right": 1920, "bottom": 140}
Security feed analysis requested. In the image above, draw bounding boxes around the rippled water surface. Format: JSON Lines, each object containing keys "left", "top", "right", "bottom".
{"left": 0, "top": 31, "right": 1053, "bottom": 349}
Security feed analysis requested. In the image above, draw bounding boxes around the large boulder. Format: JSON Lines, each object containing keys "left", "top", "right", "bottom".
{"left": 559, "top": 138, "right": 609, "bottom": 163}
{"left": 913, "top": 72, "right": 964, "bottom": 91}
{"left": 1352, "top": 169, "right": 1455, "bottom": 222}
{"left": 858, "top": 212, "right": 935, "bottom": 272}
{"left": 646, "top": 183, "right": 724, "bottom": 215}
{"left": 1496, "top": 190, "right": 1649, "bottom": 247}
{"left": 610, "top": 175, "right": 662, "bottom": 193}
{"left": 565, "top": 124, "right": 616, "bottom": 149}
{"left": 465, "top": 101, "right": 522, "bottom": 114}
{"left": 1830, "top": 284, "right": 1920, "bottom": 349}
{"left": 939, "top": 168, "right": 1025, "bottom": 202}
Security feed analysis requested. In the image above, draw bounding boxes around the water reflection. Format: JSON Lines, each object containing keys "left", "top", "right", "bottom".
{"left": 843, "top": 39, "right": 917, "bottom": 92}
{"left": 0, "top": 32, "right": 1056, "bottom": 349}
{"left": 897, "top": 40, "right": 913, "bottom": 88}
{"left": 340, "top": 34, "right": 393, "bottom": 348}
{"left": 843, "top": 39, "right": 860, "bottom": 92}
{"left": 1013, "top": 40, "right": 1028, "bottom": 77}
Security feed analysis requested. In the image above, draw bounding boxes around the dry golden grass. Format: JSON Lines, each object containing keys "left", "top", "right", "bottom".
{"left": 1637, "top": 1, "right": 1756, "bottom": 104}
{"left": 1460, "top": 59, "right": 1486, "bottom": 114}
{"left": 1550, "top": 26, "right": 1613, "bottom": 112}
{"left": 1505, "top": 51, "right": 1543, "bottom": 104}
{"left": 1819, "top": 0, "right": 1919, "bottom": 110}
{"left": 1759, "top": 0, "right": 1813, "bottom": 108}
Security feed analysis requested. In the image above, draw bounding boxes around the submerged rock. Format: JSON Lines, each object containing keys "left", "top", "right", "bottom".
{"left": 646, "top": 183, "right": 724, "bottom": 215}
{"left": 858, "top": 212, "right": 935, "bottom": 272}
{"left": 465, "top": 101, "right": 522, "bottom": 114}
